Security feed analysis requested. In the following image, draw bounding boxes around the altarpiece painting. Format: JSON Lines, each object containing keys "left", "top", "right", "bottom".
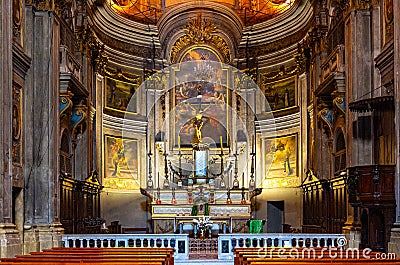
{"left": 104, "top": 135, "right": 139, "bottom": 190}
{"left": 264, "top": 134, "right": 297, "bottom": 178}
{"left": 263, "top": 76, "right": 296, "bottom": 112}
{"left": 105, "top": 77, "right": 137, "bottom": 114}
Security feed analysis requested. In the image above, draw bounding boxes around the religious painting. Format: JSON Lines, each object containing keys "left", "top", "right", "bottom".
{"left": 175, "top": 100, "right": 228, "bottom": 148}
{"left": 263, "top": 77, "right": 296, "bottom": 112}
{"left": 384, "top": 0, "right": 394, "bottom": 43}
{"left": 264, "top": 134, "right": 297, "bottom": 178}
{"left": 105, "top": 77, "right": 137, "bottom": 114}
{"left": 173, "top": 47, "right": 228, "bottom": 147}
{"left": 181, "top": 47, "right": 221, "bottom": 62}
{"left": 104, "top": 135, "right": 139, "bottom": 190}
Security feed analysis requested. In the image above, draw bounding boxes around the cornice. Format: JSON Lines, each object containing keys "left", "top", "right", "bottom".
{"left": 103, "top": 113, "right": 147, "bottom": 133}
{"left": 257, "top": 43, "right": 299, "bottom": 69}
{"left": 88, "top": 0, "right": 313, "bottom": 64}
{"left": 12, "top": 44, "right": 31, "bottom": 79}
{"left": 87, "top": 0, "right": 160, "bottom": 57}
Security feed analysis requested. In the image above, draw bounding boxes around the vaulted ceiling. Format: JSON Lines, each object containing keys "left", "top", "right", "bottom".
{"left": 106, "top": 0, "right": 295, "bottom": 26}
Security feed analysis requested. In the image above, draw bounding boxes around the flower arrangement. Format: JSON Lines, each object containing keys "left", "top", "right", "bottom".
{"left": 193, "top": 216, "right": 213, "bottom": 229}
{"left": 193, "top": 216, "right": 213, "bottom": 239}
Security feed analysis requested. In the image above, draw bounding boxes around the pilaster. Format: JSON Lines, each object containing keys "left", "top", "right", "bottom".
{"left": 345, "top": 8, "right": 374, "bottom": 166}
{"left": 0, "top": 0, "right": 23, "bottom": 258}
{"left": 0, "top": 224, "right": 21, "bottom": 258}
{"left": 23, "top": 223, "right": 64, "bottom": 254}
{"left": 23, "top": 4, "right": 63, "bottom": 246}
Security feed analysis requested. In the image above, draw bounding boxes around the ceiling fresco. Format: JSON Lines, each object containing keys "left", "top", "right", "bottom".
{"left": 106, "top": 0, "right": 294, "bottom": 26}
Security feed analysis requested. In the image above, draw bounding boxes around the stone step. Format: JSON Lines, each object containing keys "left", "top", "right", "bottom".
{"left": 175, "top": 259, "right": 233, "bottom": 265}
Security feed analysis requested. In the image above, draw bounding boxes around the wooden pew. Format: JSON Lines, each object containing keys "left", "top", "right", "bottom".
{"left": 234, "top": 247, "right": 399, "bottom": 265}
{"left": 0, "top": 247, "right": 174, "bottom": 265}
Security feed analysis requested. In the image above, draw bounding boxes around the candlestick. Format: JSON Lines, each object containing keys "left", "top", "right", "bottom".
{"left": 227, "top": 134, "right": 231, "bottom": 153}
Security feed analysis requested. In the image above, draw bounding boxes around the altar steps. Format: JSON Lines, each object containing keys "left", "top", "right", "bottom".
{"left": 176, "top": 259, "right": 233, "bottom": 265}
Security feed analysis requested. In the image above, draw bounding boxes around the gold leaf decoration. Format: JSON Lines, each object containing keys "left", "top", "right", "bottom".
{"left": 170, "top": 14, "right": 230, "bottom": 63}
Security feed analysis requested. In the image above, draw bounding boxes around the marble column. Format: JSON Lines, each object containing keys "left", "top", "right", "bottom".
{"left": 388, "top": 0, "right": 400, "bottom": 256}
{"left": 23, "top": 6, "right": 63, "bottom": 254}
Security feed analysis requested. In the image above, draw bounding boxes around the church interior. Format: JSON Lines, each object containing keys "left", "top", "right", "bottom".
{"left": 1, "top": 0, "right": 400, "bottom": 262}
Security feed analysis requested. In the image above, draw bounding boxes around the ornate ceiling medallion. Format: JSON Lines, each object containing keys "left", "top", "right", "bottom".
{"left": 170, "top": 14, "right": 231, "bottom": 64}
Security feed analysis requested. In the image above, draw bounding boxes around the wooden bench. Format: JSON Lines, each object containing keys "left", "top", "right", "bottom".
{"left": 234, "top": 247, "right": 399, "bottom": 265}
{"left": 0, "top": 247, "right": 174, "bottom": 265}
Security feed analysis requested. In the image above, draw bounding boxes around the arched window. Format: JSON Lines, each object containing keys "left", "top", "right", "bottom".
{"left": 334, "top": 130, "right": 346, "bottom": 175}
{"left": 60, "top": 131, "right": 72, "bottom": 175}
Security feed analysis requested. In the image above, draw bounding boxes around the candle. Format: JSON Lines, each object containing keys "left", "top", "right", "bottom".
{"left": 252, "top": 136, "right": 254, "bottom": 153}
{"left": 157, "top": 172, "right": 160, "bottom": 188}
{"left": 163, "top": 133, "right": 166, "bottom": 153}
{"left": 220, "top": 135, "right": 223, "bottom": 152}
{"left": 178, "top": 135, "right": 181, "bottom": 150}
{"left": 149, "top": 137, "right": 152, "bottom": 153}
{"left": 242, "top": 172, "right": 245, "bottom": 188}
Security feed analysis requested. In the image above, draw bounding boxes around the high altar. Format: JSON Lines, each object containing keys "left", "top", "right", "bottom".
{"left": 141, "top": 130, "right": 260, "bottom": 235}
{"left": 138, "top": 59, "right": 263, "bottom": 236}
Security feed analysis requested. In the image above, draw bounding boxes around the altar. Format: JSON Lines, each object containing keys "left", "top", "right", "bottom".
{"left": 140, "top": 67, "right": 261, "bottom": 236}
{"left": 150, "top": 188, "right": 252, "bottom": 235}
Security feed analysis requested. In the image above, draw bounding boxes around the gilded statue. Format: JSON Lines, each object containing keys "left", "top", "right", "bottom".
{"left": 192, "top": 113, "right": 206, "bottom": 144}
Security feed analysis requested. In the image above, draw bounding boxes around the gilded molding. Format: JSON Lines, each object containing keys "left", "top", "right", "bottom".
{"left": 25, "top": 0, "right": 54, "bottom": 11}
{"left": 170, "top": 14, "right": 231, "bottom": 64}
{"left": 260, "top": 64, "right": 298, "bottom": 84}
{"left": 13, "top": 0, "right": 23, "bottom": 37}
{"left": 75, "top": 25, "right": 108, "bottom": 74}
{"left": 104, "top": 67, "right": 140, "bottom": 84}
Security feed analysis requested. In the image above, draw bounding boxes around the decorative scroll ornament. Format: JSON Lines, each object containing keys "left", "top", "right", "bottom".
{"left": 59, "top": 95, "right": 72, "bottom": 115}
{"left": 71, "top": 107, "right": 86, "bottom": 137}
{"left": 333, "top": 97, "right": 346, "bottom": 115}
{"left": 170, "top": 14, "right": 230, "bottom": 63}
{"left": 318, "top": 108, "right": 334, "bottom": 135}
